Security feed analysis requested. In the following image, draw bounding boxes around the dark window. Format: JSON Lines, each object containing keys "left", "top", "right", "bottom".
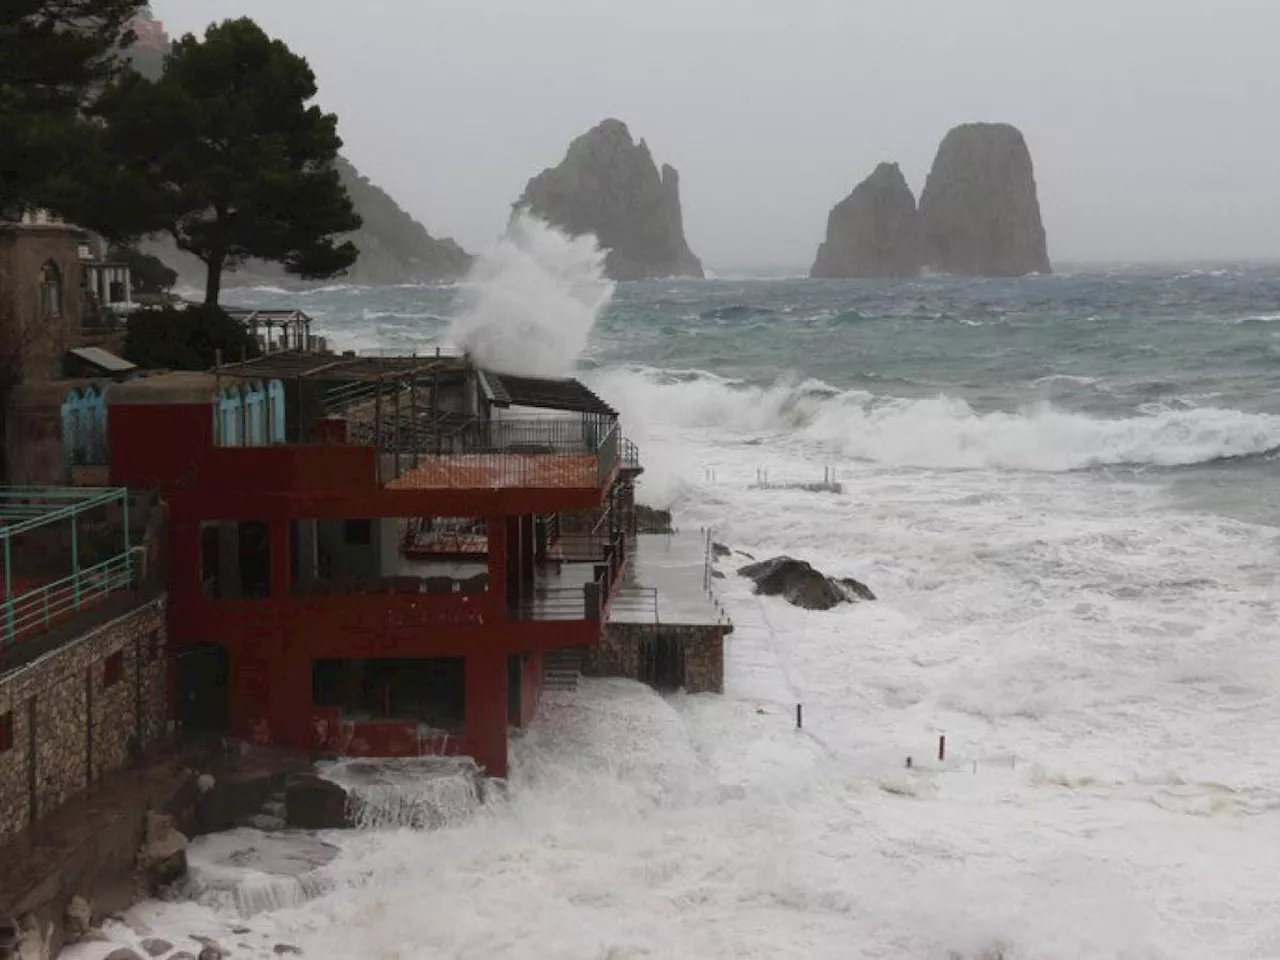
{"left": 39, "top": 260, "right": 61, "bottom": 317}
{"left": 104, "top": 650, "right": 123, "bottom": 688}
{"left": 147, "top": 629, "right": 161, "bottom": 663}
{"left": 237, "top": 520, "right": 271, "bottom": 598}
{"left": 343, "top": 519, "right": 373, "bottom": 546}
{"left": 0, "top": 711, "right": 12, "bottom": 752}
{"left": 200, "top": 523, "right": 221, "bottom": 599}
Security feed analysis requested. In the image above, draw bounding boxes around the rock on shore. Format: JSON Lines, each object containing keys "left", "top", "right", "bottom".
{"left": 918, "top": 122, "right": 1051, "bottom": 277}
{"left": 738, "top": 557, "right": 875, "bottom": 611}
{"left": 811, "top": 162, "right": 920, "bottom": 278}
{"left": 514, "top": 119, "right": 704, "bottom": 281}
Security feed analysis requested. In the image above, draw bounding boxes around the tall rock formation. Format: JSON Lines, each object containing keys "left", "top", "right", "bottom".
{"left": 810, "top": 162, "right": 920, "bottom": 278}
{"left": 918, "top": 123, "right": 1051, "bottom": 277}
{"left": 515, "top": 119, "right": 703, "bottom": 280}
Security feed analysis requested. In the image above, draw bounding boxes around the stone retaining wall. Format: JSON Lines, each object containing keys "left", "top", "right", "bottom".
{"left": 583, "top": 622, "right": 728, "bottom": 694}
{"left": 0, "top": 597, "right": 169, "bottom": 844}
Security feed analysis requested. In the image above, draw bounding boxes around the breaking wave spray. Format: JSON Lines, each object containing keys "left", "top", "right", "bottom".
{"left": 447, "top": 212, "right": 615, "bottom": 377}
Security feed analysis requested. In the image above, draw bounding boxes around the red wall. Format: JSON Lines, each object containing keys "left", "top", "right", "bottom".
{"left": 109, "top": 399, "right": 611, "bottom": 778}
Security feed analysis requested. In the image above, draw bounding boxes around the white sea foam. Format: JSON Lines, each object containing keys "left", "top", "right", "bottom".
{"left": 592, "top": 366, "right": 1280, "bottom": 472}
{"left": 66, "top": 275, "right": 1280, "bottom": 958}
{"left": 446, "top": 212, "right": 615, "bottom": 376}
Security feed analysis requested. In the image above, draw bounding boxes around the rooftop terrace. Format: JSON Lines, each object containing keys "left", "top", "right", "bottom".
{"left": 0, "top": 487, "right": 141, "bottom": 652}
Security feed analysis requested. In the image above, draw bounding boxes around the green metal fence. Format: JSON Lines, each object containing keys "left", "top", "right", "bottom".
{"left": 0, "top": 486, "right": 136, "bottom": 650}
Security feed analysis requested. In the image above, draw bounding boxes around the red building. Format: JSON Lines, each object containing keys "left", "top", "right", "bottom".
{"left": 107, "top": 353, "right": 640, "bottom": 778}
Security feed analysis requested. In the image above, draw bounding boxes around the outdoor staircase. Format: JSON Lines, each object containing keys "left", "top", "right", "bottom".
{"left": 543, "top": 648, "right": 582, "bottom": 692}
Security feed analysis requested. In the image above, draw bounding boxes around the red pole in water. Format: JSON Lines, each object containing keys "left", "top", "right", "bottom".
{"left": 938, "top": 735, "right": 946, "bottom": 762}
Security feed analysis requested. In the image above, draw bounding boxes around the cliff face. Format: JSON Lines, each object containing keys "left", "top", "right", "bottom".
{"left": 334, "top": 158, "right": 473, "bottom": 284}
{"left": 918, "top": 123, "right": 1050, "bottom": 277}
{"left": 515, "top": 119, "right": 703, "bottom": 280}
{"left": 147, "top": 158, "right": 472, "bottom": 287}
{"left": 810, "top": 162, "right": 919, "bottom": 279}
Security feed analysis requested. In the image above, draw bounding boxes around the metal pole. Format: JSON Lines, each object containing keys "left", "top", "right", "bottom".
{"left": 393, "top": 378, "right": 402, "bottom": 480}
{"left": 3, "top": 532, "right": 13, "bottom": 644}
{"left": 72, "top": 505, "right": 81, "bottom": 610}
{"left": 122, "top": 491, "right": 131, "bottom": 586}
{"left": 373, "top": 375, "right": 384, "bottom": 485}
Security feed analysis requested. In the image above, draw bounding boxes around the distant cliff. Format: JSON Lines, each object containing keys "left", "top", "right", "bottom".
{"left": 811, "top": 163, "right": 919, "bottom": 279}
{"left": 333, "top": 158, "right": 473, "bottom": 284}
{"left": 515, "top": 119, "right": 703, "bottom": 281}
{"left": 147, "top": 158, "right": 473, "bottom": 288}
{"left": 918, "top": 123, "right": 1050, "bottom": 277}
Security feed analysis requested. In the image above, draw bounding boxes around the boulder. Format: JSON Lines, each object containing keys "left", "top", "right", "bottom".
{"left": 738, "top": 557, "right": 876, "bottom": 611}
{"left": 811, "top": 162, "right": 920, "bottom": 278}
{"left": 140, "top": 939, "right": 173, "bottom": 957}
{"left": 103, "top": 950, "right": 145, "bottom": 960}
{"left": 515, "top": 119, "right": 704, "bottom": 280}
{"left": 136, "top": 812, "right": 188, "bottom": 893}
{"left": 918, "top": 123, "right": 1050, "bottom": 277}
{"left": 284, "top": 773, "right": 352, "bottom": 830}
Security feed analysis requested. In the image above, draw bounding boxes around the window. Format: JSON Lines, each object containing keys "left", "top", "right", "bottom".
{"left": 104, "top": 651, "right": 123, "bottom": 688}
{"left": 39, "top": 260, "right": 61, "bottom": 318}
{"left": 0, "top": 711, "right": 12, "bottom": 752}
{"left": 343, "top": 519, "right": 373, "bottom": 546}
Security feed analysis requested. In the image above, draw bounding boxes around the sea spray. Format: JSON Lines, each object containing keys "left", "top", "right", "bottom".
{"left": 447, "top": 213, "right": 615, "bottom": 376}
{"left": 591, "top": 366, "right": 1280, "bottom": 472}
{"left": 318, "top": 757, "right": 486, "bottom": 830}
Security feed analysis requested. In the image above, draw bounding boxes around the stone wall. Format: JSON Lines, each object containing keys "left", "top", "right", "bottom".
{"left": 583, "top": 622, "right": 728, "bottom": 695}
{"left": 0, "top": 597, "right": 169, "bottom": 844}
{"left": 0, "top": 223, "right": 84, "bottom": 383}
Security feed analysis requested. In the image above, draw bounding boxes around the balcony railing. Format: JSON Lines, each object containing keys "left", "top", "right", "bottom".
{"left": 519, "top": 530, "right": 628, "bottom": 621}
{"left": 389, "top": 418, "right": 622, "bottom": 491}
{"left": 4, "top": 548, "right": 141, "bottom": 649}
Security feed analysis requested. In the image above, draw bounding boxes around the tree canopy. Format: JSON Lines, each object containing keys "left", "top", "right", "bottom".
{"left": 95, "top": 17, "right": 361, "bottom": 306}
{"left": 0, "top": 0, "right": 145, "bottom": 219}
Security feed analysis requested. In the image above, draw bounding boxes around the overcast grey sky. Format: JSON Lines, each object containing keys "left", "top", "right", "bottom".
{"left": 159, "top": 1, "right": 1279, "bottom": 269}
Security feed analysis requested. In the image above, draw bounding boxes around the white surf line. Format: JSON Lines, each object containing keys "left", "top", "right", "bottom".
{"left": 738, "top": 592, "right": 839, "bottom": 759}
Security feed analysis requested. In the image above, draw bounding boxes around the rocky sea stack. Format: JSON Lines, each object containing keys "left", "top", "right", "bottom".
{"left": 515, "top": 119, "right": 704, "bottom": 281}
{"left": 810, "top": 162, "right": 919, "bottom": 279}
{"left": 918, "top": 123, "right": 1051, "bottom": 277}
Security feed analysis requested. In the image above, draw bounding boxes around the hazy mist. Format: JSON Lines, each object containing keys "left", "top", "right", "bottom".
{"left": 158, "top": 0, "right": 1280, "bottom": 269}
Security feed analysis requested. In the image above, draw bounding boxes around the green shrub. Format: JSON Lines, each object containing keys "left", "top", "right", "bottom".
{"left": 123, "top": 305, "right": 261, "bottom": 371}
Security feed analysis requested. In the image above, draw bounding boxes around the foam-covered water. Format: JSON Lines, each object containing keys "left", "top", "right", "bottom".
{"left": 75, "top": 253, "right": 1280, "bottom": 959}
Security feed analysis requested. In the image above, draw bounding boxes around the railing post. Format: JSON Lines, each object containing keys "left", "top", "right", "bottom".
{"left": 122, "top": 491, "right": 131, "bottom": 584}
{"left": 2, "top": 534, "right": 12, "bottom": 644}
{"left": 71, "top": 505, "right": 81, "bottom": 610}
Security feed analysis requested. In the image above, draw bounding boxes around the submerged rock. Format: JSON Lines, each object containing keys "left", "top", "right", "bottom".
{"left": 635, "top": 504, "right": 673, "bottom": 534}
{"left": 918, "top": 122, "right": 1050, "bottom": 277}
{"left": 515, "top": 118, "right": 704, "bottom": 280}
{"left": 811, "top": 162, "right": 920, "bottom": 278}
{"left": 738, "top": 557, "right": 875, "bottom": 611}
{"left": 140, "top": 938, "right": 173, "bottom": 957}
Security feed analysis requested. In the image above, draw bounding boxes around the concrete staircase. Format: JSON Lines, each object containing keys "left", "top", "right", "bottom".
{"left": 543, "top": 648, "right": 582, "bottom": 692}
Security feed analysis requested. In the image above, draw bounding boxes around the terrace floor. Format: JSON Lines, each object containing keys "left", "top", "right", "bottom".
{"left": 388, "top": 454, "right": 599, "bottom": 490}
{"left": 524, "top": 533, "right": 727, "bottom": 625}
{"left": 610, "top": 532, "right": 727, "bottom": 625}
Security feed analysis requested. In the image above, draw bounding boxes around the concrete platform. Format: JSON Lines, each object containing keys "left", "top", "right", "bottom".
{"left": 610, "top": 533, "right": 727, "bottom": 626}
{"left": 526, "top": 533, "right": 728, "bottom": 625}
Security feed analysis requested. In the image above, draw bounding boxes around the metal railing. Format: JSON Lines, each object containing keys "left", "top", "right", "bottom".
{"left": 519, "top": 530, "right": 628, "bottom": 622}
{"left": 608, "top": 587, "right": 660, "bottom": 624}
{"left": 620, "top": 438, "right": 641, "bottom": 471}
{"left": 4, "top": 548, "right": 140, "bottom": 649}
{"left": 388, "top": 420, "right": 622, "bottom": 491}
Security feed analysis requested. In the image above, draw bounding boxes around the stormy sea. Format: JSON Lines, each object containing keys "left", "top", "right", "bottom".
{"left": 72, "top": 220, "right": 1280, "bottom": 959}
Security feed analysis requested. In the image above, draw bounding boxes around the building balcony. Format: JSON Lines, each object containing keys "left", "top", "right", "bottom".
{"left": 385, "top": 417, "right": 620, "bottom": 492}
{"left": 0, "top": 486, "right": 147, "bottom": 657}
